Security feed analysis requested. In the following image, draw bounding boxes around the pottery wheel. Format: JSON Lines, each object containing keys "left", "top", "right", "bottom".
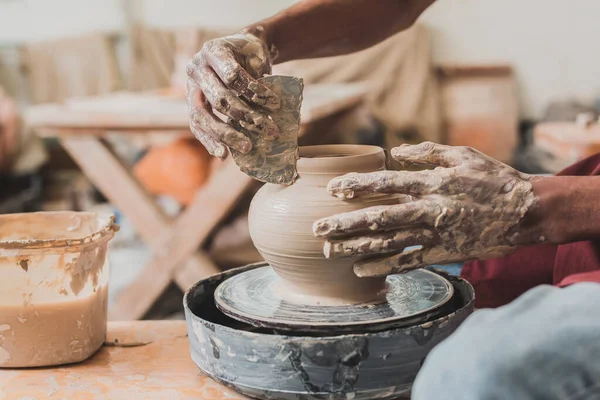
{"left": 214, "top": 266, "right": 454, "bottom": 333}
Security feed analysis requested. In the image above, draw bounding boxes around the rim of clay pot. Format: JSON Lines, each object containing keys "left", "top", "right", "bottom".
{"left": 297, "top": 145, "right": 386, "bottom": 175}
{"left": 0, "top": 211, "right": 118, "bottom": 251}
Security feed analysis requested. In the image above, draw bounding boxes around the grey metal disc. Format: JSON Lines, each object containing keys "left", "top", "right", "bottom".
{"left": 214, "top": 266, "right": 454, "bottom": 332}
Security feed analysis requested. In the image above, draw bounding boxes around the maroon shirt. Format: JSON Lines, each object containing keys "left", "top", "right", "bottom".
{"left": 461, "top": 153, "right": 600, "bottom": 308}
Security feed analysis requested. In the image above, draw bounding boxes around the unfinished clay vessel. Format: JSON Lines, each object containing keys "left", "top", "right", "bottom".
{"left": 249, "top": 145, "right": 399, "bottom": 305}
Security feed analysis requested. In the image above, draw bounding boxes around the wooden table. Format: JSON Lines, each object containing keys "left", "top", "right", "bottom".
{"left": 0, "top": 321, "right": 246, "bottom": 399}
{"left": 25, "top": 84, "right": 367, "bottom": 321}
{"left": 0, "top": 321, "right": 412, "bottom": 399}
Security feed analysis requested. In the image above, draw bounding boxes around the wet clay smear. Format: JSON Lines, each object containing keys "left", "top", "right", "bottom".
{"left": 230, "top": 75, "right": 304, "bottom": 185}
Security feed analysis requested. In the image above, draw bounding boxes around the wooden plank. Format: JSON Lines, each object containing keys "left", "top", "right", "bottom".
{"left": 61, "top": 134, "right": 169, "bottom": 243}
{"left": 36, "top": 127, "right": 192, "bottom": 137}
{"left": 109, "top": 158, "right": 253, "bottom": 320}
{"left": 172, "top": 251, "right": 219, "bottom": 291}
{"left": 26, "top": 84, "right": 368, "bottom": 131}
{"left": 0, "top": 321, "right": 246, "bottom": 399}
{"left": 300, "top": 83, "right": 368, "bottom": 122}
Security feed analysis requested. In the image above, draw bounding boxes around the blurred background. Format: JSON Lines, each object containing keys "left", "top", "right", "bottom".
{"left": 1, "top": 0, "right": 599, "bottom": 319}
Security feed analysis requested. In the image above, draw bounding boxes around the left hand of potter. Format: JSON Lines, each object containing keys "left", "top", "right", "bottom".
{"left": 313, "top": 142, "right": 538, "bottom": 278}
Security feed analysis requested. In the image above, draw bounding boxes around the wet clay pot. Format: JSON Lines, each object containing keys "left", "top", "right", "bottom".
{"left": 249, "top": 145, "right": 399, "bottom": 305}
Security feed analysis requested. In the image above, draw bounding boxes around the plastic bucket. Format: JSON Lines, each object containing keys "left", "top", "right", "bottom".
{"left": 0, "top": 212, "right": 118, "bottom": 367}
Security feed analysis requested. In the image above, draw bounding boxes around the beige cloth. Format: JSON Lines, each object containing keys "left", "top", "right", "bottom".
{"left": 129, "top": 26, "right": 232, "bottom": 91}
{"left": 170, "top": 27, "right": 233, "bottom": 90}
{"left": 0, "top": 48, "right": 22, "bottom": 100}
{"left": 0, "top": 87, "right": 47, "bottom": 173}
{"left": 128, "top": 24, "right": 440, "bottom": 146}
{"left": 18, "top": 33, "right": 120, "bottom": 172}
{"left": 122, "top": 26, "right": 231, "bottom": 155}
{"left": 275, "top": 24, "right": 442, "bottom": 146}
{"left": 129, "top": 25, "right": 176, "bottom": 91}
{"left": 22, "top": 33, "right": 121, "bottom": 104}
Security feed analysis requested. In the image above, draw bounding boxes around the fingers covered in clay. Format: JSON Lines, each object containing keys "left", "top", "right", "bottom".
{"left": 323, "top": 228, "right": 437, "bottom": 259}
{"left": 186, "top": 81, "right": 227, "bottom": 158}
{"left": 190, "top": 65, "right": 279, "bottom": 141}
{"left": 353, "top": 248, "right": 431, "bottom": 277}
{"left": 188, "top": 79, "right": 255, "bottom": 154}
{"left": 317, "top": 141, "right": 538, "bottom": 278}
{"left": 186, "top": 32, "right": 281, "bottom": 155}
{"left": 204, "top": 36, "right": 279, "bottom": 110}
{"left": 327, "top": 169, "right": 455, "bottom": 199}
{"left": 354, "top": 246, "right": 471, "bottom": 277}
{"left": 390, "top": 142, "right": 472, "bottom": 168}
{"left": 313, "top": 198, "right": 457, "bottom": 238}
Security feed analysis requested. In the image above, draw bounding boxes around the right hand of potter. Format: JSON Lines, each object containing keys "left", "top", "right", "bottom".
{"left": 186, "top": 32, "right": 281, "bottom": 159}
{"left": 312, "top": 142, "right": 541, "bottom": 278}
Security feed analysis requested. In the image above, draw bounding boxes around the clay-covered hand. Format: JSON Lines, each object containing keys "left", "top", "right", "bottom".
{"left": 313, "top": 142, "right": 539, "bottom": 278}
{"left": 186, "top": 32, "right": 280, "bottom": 159}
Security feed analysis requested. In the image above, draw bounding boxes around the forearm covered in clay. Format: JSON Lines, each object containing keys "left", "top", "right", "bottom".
{"left": 187, "top": 0, "right": 436, "bottom": 158}
{"left": 245, "top": 0, "right": 436, "bottom": 64}
{"left": 324, "top": 174, "right": 600, "bottom": 278}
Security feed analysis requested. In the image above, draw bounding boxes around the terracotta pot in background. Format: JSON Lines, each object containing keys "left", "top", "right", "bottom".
{"left": 438, "top": 65, "right": 519, "bottom": 164}
{"left": 134, "top": 137, "right": 212, "bottom": 206}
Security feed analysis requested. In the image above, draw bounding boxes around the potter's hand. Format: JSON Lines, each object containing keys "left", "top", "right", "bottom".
{"left": 186, "top": 32, "right": 280, "bottom": 159}
{"left": 313, "top": 142, "right": 538, "bottom": 277}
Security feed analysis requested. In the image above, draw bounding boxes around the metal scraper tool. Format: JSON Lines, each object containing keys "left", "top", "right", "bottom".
{"left": 230, "top": 75, "right": 304, "bottom": 185}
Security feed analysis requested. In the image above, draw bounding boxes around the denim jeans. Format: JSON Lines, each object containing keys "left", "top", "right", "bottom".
{"left": 412, "top": 283, "right": 600, "bottom": 400}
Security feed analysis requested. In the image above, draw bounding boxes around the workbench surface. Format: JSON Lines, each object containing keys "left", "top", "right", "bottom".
{"left": 0, "top": 321, "right": 246, "bottom": 399}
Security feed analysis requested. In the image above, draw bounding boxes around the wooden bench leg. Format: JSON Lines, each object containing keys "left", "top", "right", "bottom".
{"left": 60, "top": 135, "right": 251, "bottom": 320}
{"left": 110, "top": 158, "right": 254, "bottom": 320}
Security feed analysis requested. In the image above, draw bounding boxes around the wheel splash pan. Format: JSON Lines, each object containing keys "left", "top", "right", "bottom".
{"left": 183, "top": 262, "right": 475, "bottom": 400}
